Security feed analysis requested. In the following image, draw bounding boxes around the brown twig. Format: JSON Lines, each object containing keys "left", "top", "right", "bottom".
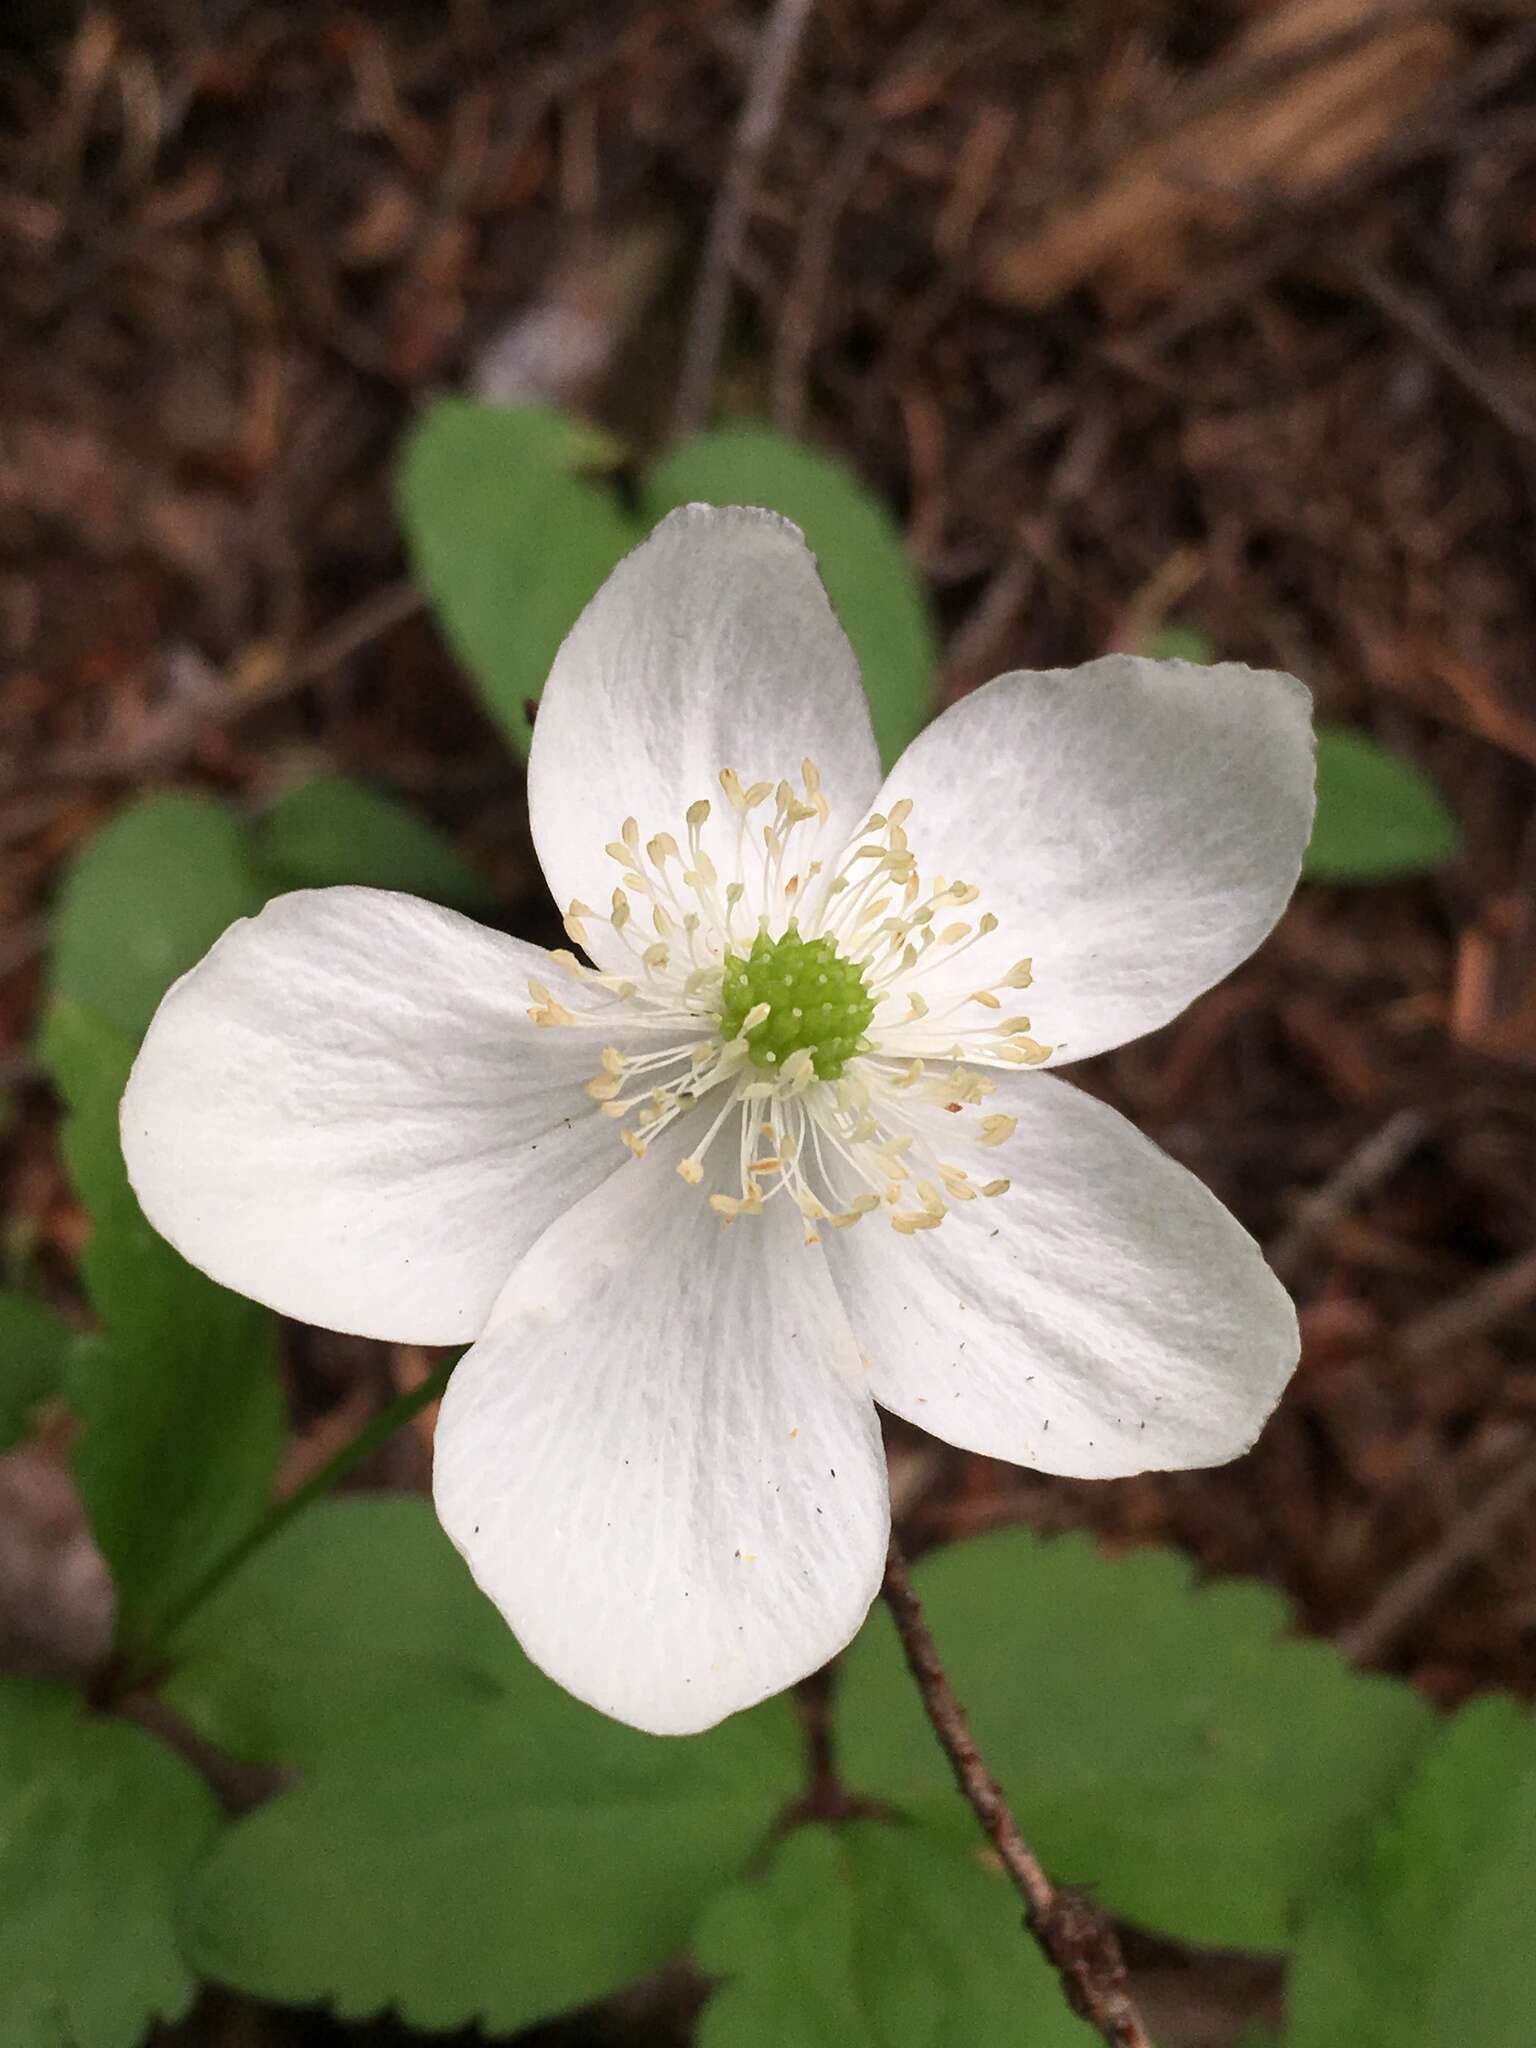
{"left": 1, "top": 580, "right": 423, "bottom": 796}
{"left": 1353, "top": 257, "right": 1536, "bottom": 448}
{"left": 1398, "top": 1242, "right": 1536, "bottom": 1361}
{"left": 940, "top": 549, "right": 1040, "bottom": 700}
{"left": 671, "top": 0, "right": 816, "bottom": 442}
{"left": 771, "top": 108, "right": 878, "bottom": 436}
{"left": 881, "top": 1536, "right": 1155, "bottom": 2048}
{"left": 942, "top": 412, "right": 1114, "bottom": 698}
{"left": 1338, "top": 1433, "right": 1536, "bottom": 1665}
{"left": 1268, "top": 1107, "right": 1429, "bottom": 1283}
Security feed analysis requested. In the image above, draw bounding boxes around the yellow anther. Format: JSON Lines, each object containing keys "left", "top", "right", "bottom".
{"left": 526, "top": 976, "right": 578, "bottom": 1027}
{"left": 1005, "top": 1036, "right": 1052, "bottom": 1064}
{"left": 582, "top": 771, "right": 1038, "bottom": 1234}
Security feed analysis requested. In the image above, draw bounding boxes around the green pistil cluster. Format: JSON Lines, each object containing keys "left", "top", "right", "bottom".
{"left": 719, "top": 925, "right": 876, "bottom": 1081}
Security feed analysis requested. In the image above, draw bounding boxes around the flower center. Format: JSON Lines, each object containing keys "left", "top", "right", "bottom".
{"left": 718, "top": 925, "right": 875, "bottom": 1080}
{"left": 526, "top": 761, "right": 1052, "bottom": 1238}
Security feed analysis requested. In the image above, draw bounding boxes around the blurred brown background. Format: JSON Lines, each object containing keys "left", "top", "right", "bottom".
{"left": 1, "top": 2, "right": 1535, "bottom": 2033}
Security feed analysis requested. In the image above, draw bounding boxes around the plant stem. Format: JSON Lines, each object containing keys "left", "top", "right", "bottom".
{"left": 881, "top": 1534, "right": 1156, "bottom": 2048}
{"left": 110, "top": 1357, "right": 456, "bottom": 1697}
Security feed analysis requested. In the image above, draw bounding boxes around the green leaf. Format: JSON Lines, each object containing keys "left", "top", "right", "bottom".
{"left": 697, "top": 1820, "right": 1093, "bottom": 2047}
{"left": 1285, "top": 1697, "right": 1536, "bottom": 2047}
{"left": 0, "top": 1291, "right": 72, "bottom": 1452}
{"left": 0, "top": 1675, "right": 220, "bottom": 2048}
{"left": 1305, "top": 725, "right": 1462, "bottom": 882}
{"left": 1139, "top": 623, "right": 1219, "bottom": 665}
{"left": 837, "top": 1531, "right": 1435, "bottom": 1950}
{"left": 50, "top": 778, "right": 494, "bottom": 1061}
{"left": 49, "top": 792, "right": 269, "bottom": 1040}
{"left": 42, "top": 1002, "right": 284, "bottom": 1659}
{"left": 182, "top": 1504, "right": 803, "bottom": 2032}
{"left": 396, "top": 397, "right": 635, "bottom": 758}
{"left": 644, "top": 426, "right": 937, "bottom": 770}
{"left": 253, "top": 774, "right": 496, "bottom": 911}
{"left": 160, "top": 1495, "right": 512, "bottom": 1769}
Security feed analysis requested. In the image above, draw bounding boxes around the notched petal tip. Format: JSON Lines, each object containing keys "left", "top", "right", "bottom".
{"left": 527, "top": 498, "right": 883, "bottom": 975}
{"left": 649, "top": 498, "right": 812, "bottom": 552}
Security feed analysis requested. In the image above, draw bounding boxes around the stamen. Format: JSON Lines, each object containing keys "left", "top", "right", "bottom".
{"left": 566, "top": 762, "right": 1042, "bottom": 1231}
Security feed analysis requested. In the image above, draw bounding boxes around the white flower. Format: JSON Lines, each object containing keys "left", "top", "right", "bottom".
{"left": 121, "top": 506, "right": 1315, "bottom": 1736}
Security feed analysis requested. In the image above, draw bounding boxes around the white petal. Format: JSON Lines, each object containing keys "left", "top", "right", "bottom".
{"left": 432, "top": 1143, "right": 889, "bottom": 1734}
{"left": 880, "top": 655, "right": 1314, "bottom": 1063}
{"left": 528, "top": 506, "right": 882, "bottom": 963}
{"left": 821, "top": 1069, "right": 1298, "bottom": 1478}
{"left": 121, "top": 887, "right": 637, "bottom": 1344}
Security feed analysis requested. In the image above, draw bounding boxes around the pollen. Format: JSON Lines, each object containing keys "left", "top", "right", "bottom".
{"left": 717, "top": 925, "right": 876, "bottom": 1081}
